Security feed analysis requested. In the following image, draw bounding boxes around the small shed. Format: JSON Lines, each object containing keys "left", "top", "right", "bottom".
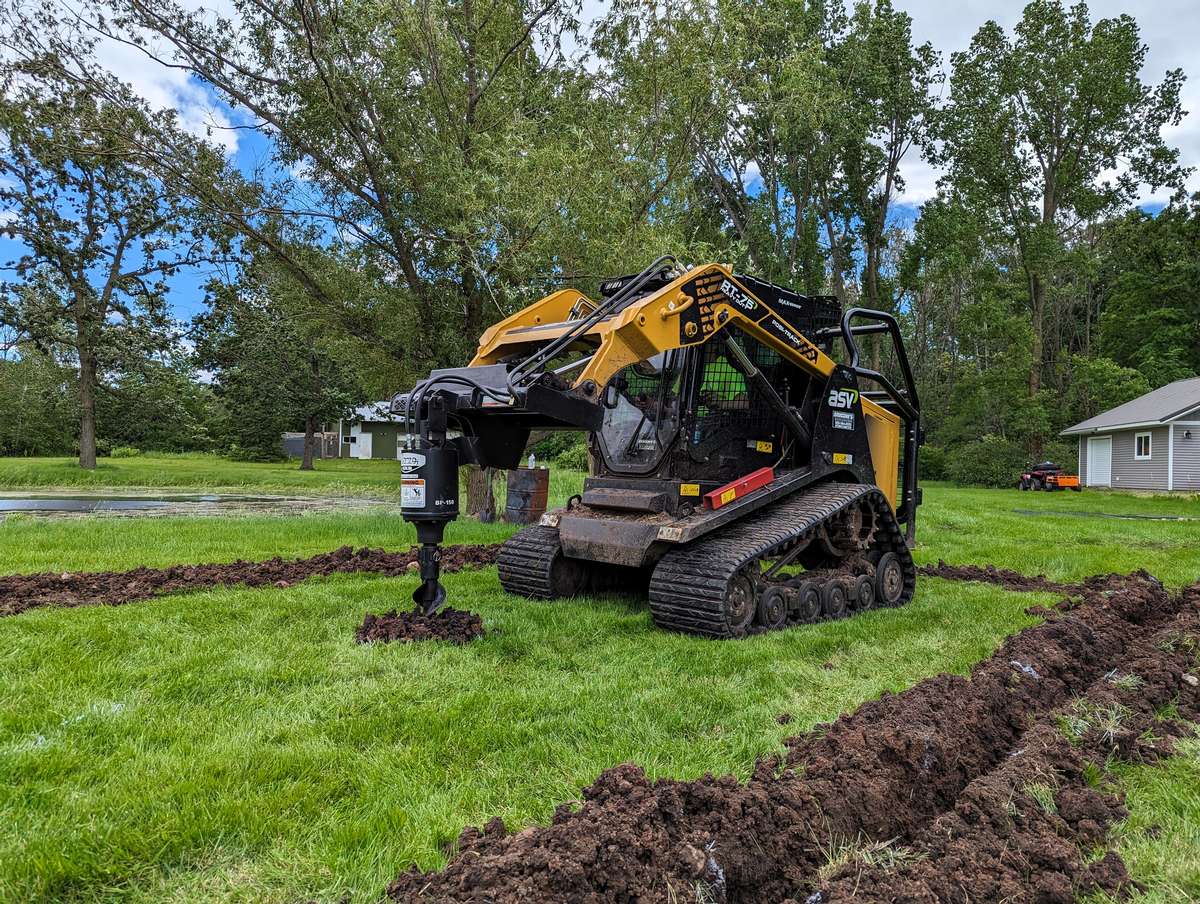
{"left": 338, "top": 403, "right": 407, "bottom": 460}
{"left": 1061, "top": 377, "right": 1200, "bottom": 491}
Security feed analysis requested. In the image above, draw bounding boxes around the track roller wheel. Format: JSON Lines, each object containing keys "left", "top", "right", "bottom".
{"left": 757, "top": 586, "right": 789, "bottom": 630}
{"left": 723, "top": 573, "right": 757, "bottom": 636}
{"left": 874, "top": 551, "right": 905, "bottom": 607}
{"left": 820, "top": 580, "right": 848, "bottom": 619}
{"left": 795, "top": 581, "right": 821, "bottom": 622}
{"left": 851, "top": 574, "right": 875, "bottom": 612}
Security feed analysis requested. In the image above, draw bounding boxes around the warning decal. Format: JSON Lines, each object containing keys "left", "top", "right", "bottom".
{"left": 401, "top": 478, "right": 426, "bottom": 507}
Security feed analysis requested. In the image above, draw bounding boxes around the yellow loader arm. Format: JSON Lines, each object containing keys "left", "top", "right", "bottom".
{"left": 469, "top": 262, "right": 900, "bottom": 501}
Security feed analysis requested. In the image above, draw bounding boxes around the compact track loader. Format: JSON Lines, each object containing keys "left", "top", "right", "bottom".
{"left": 395, "top": 257, "right": 922, "bottom": 638}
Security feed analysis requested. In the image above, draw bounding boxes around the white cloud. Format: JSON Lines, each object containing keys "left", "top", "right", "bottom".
{"left": 89, "top": 29, "right": 241, "bottom": 155}
{"left": 741, "top": 159, "right": 761, "bottom": 189}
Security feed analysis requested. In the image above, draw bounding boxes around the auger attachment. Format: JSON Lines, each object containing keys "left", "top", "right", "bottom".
{"left": 400, "top": 394, "right": 459, "bottom": 615}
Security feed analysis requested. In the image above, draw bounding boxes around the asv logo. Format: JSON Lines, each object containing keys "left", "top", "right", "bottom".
{"left": 720, "top": 279, "right": 757, "bottom": 312}
{"left": 827, "top": 388, "right": 859, "bottom": 410}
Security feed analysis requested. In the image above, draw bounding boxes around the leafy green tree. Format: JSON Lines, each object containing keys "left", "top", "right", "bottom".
{"left": 595, "top": 0, "right": 939, "bottom": 306}
{"left": 1063, "top": 354, "right": 1150, "bottom": 424}
{"left": 933, "top": 0, "right": 1186, "bottom": 401}
{"left": 96, "top": 355, "right": 220, "bottom": 453}
{"left": 0, "top": 70, "right": 233, "bottom": 468}
{"left": 1097, "top": 200, "right": 1200, "bottom": 385}
{"left": 196, "top": 264, "right": 363, "bottom": 468}
{"left": 81, "top": 0, "right": 663, "bottom": 377}
{"left": 0, "top": 346, "right": 78, "bottom": 455}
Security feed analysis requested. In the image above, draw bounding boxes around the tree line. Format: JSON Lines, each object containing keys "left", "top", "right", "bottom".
{"left": 0, "top": 0, "right": 1195, "bottom": 482}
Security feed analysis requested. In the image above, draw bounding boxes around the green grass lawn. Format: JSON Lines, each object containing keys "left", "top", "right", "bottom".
{"left": 1091, "top": 738, "right": 1200, "bottom": 904}
{"left": 915, "top": 482, "right": 1200, "bottom": 588}
{"left": 0, "top": 453, "right": 404, "bottom": 497}
{"left": 0, "top": 478, "right": 1197, "bottom": 902}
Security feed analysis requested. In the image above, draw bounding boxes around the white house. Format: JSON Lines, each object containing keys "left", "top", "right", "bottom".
{"left": 1061, "top": 377, "right": 1200, "bottom": 491}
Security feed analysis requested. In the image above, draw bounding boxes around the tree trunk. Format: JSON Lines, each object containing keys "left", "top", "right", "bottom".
{"left": 1029, "top": 273, "right": 1045, "bottom": 397}
{"left": 465, "top": 464, "right": 497, "bottom": 523}
{"left": 78, "top": 350, "right": 98, "bottom": 470}
{"left": 300, "top": 414, "right": 316, "bottom": 471}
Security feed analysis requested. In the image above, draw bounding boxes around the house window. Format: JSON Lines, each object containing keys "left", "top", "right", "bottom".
{"left": 1134, "top": 432, "right": 1152, "bottom": 460}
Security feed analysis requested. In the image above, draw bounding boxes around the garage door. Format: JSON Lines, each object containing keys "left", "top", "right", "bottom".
{"left": 1087, "top": 436, "right": 1112, "bottom": 487}
{"left": 370, "top": 425, "right": 400, "bottom": 460}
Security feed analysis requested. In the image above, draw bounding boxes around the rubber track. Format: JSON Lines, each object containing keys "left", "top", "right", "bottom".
{"left": 648, "top": 481, "right": 915, "bottom": 638}
{"left": 497, "top": 524, "right": 563, "bottom": 598}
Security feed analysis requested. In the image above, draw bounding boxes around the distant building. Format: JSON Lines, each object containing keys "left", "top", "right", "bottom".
{"left": 338, "top": 402, "right": 407, "bottom": 460}
{"left": 281, "top": 431, "right": 339, "bottom": 459}
{"left": 1061, "top": 378, "right": 1200, "bottom": 491}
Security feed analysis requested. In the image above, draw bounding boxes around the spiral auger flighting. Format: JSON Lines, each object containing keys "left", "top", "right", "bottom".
{"left": 647, "top": 481, "right": 915, "bottom": 638}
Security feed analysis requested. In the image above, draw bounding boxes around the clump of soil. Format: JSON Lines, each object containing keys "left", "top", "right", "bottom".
{"left": 356, "top": 607, "right": 485, "bottom": 645}
{"left": 0, "top": 544, "right": 501, "bottom": 617}
{"left": 385, "top": 572, "right": 1199, "bottom": 904}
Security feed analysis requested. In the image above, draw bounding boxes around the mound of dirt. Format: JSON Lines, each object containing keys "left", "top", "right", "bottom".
{"left": 0, "top": 544, "right": 501, "bottom": 617}
{"left": 385, "top": 572, "right": 1199, "bottom": 903}
{"left": 356, "top": 607, "right": 485, "bottom": 645}
{"left": 917, "top": 559, "right": 1076, "bottom": 593}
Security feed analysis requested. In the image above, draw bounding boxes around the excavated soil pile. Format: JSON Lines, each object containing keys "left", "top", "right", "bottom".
{"left": 355, "top": 607, "right": 485, "bottom": 645}
{"left": 0, "top": 544, "right": 501, "bottom": 617}
{"left": 918, "top": 559, "right": 1077, "bottom": 593}
{"left": 387, "top": 573, "right": 1200, "bottom": 903}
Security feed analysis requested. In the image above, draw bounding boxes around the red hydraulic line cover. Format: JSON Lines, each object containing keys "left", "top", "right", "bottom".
{"left": 703, "top": 466, "right": 776, "bottom": 510}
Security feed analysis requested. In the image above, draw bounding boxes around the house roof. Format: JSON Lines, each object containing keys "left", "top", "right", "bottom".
{"left": 1061, "top": 377, "right": 1200, "bottom": 436}
{"left": 352, "top": 402, "right": 406, "bottom": 424}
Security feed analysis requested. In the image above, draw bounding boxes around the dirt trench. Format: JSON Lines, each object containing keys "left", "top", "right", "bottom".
{"left": 385, "top": 573, "right": 1200, "bottom": 903}
{"left": 811, "top": 583, "right": 1200, "bottom": 904}
{"left": 0, "top": 544, "right": 501, "bottom": 617}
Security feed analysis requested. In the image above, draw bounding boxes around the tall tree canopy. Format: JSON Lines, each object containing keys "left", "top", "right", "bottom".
{"left": 931, "top": 0, "right": 1187, "bottom": 402}
{"left": 0, "top": 0, "right": 1192, "bottom": 480}
{"left": 0, "top": 69, "right": 233, "bottom": 467}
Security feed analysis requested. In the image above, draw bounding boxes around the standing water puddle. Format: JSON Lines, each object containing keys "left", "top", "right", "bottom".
{"left": 1012, "top": 508, "right": 1198, "bottom": 522}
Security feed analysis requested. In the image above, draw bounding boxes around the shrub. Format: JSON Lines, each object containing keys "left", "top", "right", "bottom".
{"left": 109, "top": 446, "right": 142, "bottom": 458}
{"left": 946, "top": 435, "right": 1027, "bottom": 488}
{"left": 225, "top": 443, "right": 286, "bottom": 463}
{"left": 530, "top": 431, "right": 583, "bottom": 460}
{"left": 1040, "top": 440, "right": 1077, "bottom": 471}
{"left": 555, "top": 442, "right": 589, "bottom": 471}
{"left": 919, "top": 445, "right": 947, "bottom": 481}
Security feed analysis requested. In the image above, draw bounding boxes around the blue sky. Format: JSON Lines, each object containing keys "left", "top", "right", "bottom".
{"left": 3, "top": 0, "right": 1195, "bottom": 324}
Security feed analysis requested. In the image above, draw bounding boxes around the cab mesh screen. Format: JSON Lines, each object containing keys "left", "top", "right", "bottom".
{"left": 689, "top": 334, "right": 786, "bottom": 448}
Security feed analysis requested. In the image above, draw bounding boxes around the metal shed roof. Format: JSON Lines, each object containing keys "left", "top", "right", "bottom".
{"left": 1061, "top": 377, "right": 1200, "bottom": 435}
